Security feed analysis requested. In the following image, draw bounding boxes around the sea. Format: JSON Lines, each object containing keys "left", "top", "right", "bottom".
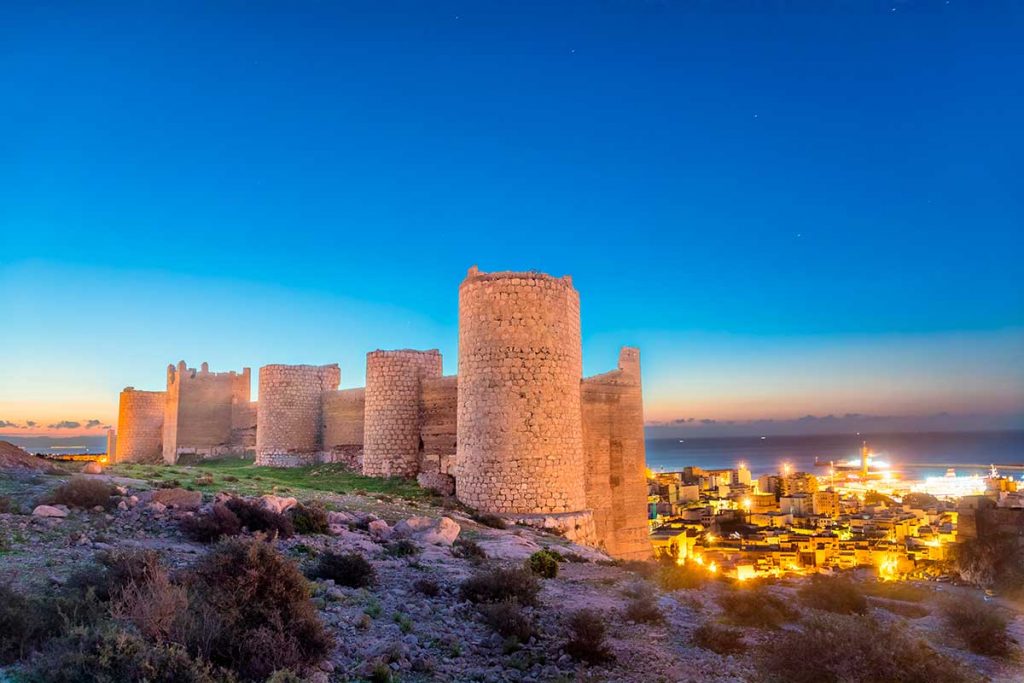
{"left": 3, "top": 431, "right": 1023, "bottom": 479}
{"left": 646, "top": 430, "right": 1024, "bottom": 479}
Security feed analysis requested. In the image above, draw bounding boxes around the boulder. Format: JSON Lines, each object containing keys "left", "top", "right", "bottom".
{"left": 81, "top": 462, "right": 103, "bottom": 475}
{"left": 368, "top": 519, "right": 392, "bottom": 541}
{"left": 147, "top": 501, "right": 168, "bottom": 514}
{"left": 150, "top": 488, "right": 203, "bottom": 511}
{"left": 394, "top": 516, "right": 461, "bottom": 546}
{"left": 416, "top": 472, "right": 455, "bottom": 497}
{"left": 259, "top": 495, "right": 298, "bottom": 515}
{"left": 32, "top": 505, "right": 68, "bottom": 518}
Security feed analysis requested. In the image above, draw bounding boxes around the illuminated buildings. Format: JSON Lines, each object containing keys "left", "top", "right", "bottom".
{"left": 813, "top": 490, "right": 840, "bottom": 517}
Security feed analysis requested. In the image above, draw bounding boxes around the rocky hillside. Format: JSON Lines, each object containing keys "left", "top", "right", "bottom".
{"left": 0, "top": 441, "right": 62, "bottom": 474}
{"left": 0, "top": 459, "right": 1020, "bottom": 683}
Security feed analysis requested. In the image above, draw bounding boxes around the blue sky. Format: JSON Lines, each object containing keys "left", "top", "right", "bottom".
{"left": 1, "top": 1, "right": 1021, "bottom": 436}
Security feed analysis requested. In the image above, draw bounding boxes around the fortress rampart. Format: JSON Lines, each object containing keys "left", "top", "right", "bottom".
{"left": 113, "top": 266, "right": 652, "bottom": 558}
{"left": 115, "top": 388, "right": 165, "bottom": 463}
{"left": 456, "top": 267, "right": 589, "bottom": 518}
{"left": 581, "top": 348, "right": 653, "bottom": 559}
{"left": 163, "top": 361, "right": 251, "bottom": 463}
{"left": 363, "top": 349, "right": 443, "bottom": 477}
{"left": 255, "top": 364, "right": 340, "bottom": 467}
{"left": 323, "top": 388, "right": 366, "bottom": 469}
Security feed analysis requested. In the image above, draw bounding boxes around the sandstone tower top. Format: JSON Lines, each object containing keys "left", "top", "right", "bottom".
{"left": 461, "top": 265, "right": 574, "bottom": 289}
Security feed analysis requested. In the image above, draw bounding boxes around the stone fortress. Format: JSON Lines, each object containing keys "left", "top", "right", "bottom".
{"left": 113, "top": 267, "right": 651, "bottom": 559}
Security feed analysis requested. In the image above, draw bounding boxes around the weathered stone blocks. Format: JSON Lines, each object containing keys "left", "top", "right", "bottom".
{"left": 255, "top": 364, "right": 340, "bottom": 466}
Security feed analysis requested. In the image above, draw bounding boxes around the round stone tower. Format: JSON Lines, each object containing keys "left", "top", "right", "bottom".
{"left": 255, "top": 364, "right": 340, "bottom": 467}
{"left": 363, "top": 349, "right": 443, "bottom": 477}
{"left": 115, "top": 388, "right": 165, "bottom": 464}
{"left": 456, "top": 266, "right": 592, "bottom": 536}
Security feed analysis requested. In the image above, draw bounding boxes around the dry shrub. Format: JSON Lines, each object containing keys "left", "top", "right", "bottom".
{"left": 659, "top": 561, "right": 709, "bottom": 591}
{"left": 181, "top": 504, "right": 242, "bottom": 543}
{"left": 471, "top": 513, "right": 507, "bottom": 529}
{"left": 940, "top": 595, "right": 1012, "bottom": 657}
{"left": 289, "top": 504, "right": 329, "bottom": 535}
{"left": 224, "top": 498, "right": 294, "bottom": 539}
{"left": 45, "top": 477, "right": 115, "bottom": 510}
{"left": 621, "top": 581, "right": 664, "bottom": 624}
{"left": 460, "top": 566, "right": 541, "bottom": 606}
{"left": 111, "top": 566, "right": 189, "bottom": 641}
{"left": 564, "top": 608, "right": 613, "bottom": 663}
{"left": 797, "top": 575, "right": 867, "bottom": 615}
{"left": 309, "top": 551, "right": 377, "bottom": 588}
{"left": 0, "top": 496, "right": 16, "bottom": 514}
{"left": 861, "top": 581, "right": 928, "bottom": 603}
{"left": 185, "top": 538, "right": 332, "bottom": 681}
{"left": 477, "top": 601, "right": 534, "bottom": 642}
{"left": 413, "top": 578, "right": 441, "bottom": 597}
{"left": 758, "top": 613, "right": 982, "bottom": 683}
{"left": 0, "top": 585, "right": 51, "bottom": 664}
{"left": 452, "top": 538, "right": 487, "bottom": 562}
{"left": 692, "top": 622, "right": 746, "bottom": 655}
{"left": 385, "top": 539, "right": 420, "bottom": 558}
{"left": 23, "top": 626, "right": 226, "bottom": 683}
{"left": 527, "top": 550, "right": 560, "bottom": 579}
{"left": 717, "top": 586, "right": 797, "bottom": 628}
{"left": 870, "top": 598, "right": 930, "bottom": 619}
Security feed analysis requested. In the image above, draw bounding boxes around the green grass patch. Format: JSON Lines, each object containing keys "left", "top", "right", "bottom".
{"left": 109, "top": 458, "right": 424, "bottom": 499}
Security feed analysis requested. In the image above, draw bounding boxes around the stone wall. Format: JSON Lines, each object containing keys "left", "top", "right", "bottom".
{"left": 363, "top": 350, "right": 443, "bottom": 477}
{"left": 255, "top": 364, "right": 340, "bottom": 467}
{"left": 581, "top": 348, "right": 653, "bottom": 559}
{"left": 323, "top": 388, "right": 365, "bottom": 469}
{"left": 456, "top": 267, "right": 590, "bottom": 520}
{"left": 420, "top": 375, "right": 458, "bottom": 475}
{"left": 105, "top": 428, "right": 117, "bottom": 463}
{"left": 231, "top": 400, "right": 258, "bottom": 452}
{"left": 115, "top": 388, "right": 165, "bottom": 463}
{"left": 163, "top": 361, "right": 251, "bottom": 463}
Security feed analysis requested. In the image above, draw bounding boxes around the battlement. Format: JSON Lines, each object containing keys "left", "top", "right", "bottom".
{"left": 583, "top": 347, "right": 643, "bottom": 386}
{"left": 166, "top": 360, "right": 251, "bottom": 387}
{"left": 460, "top": 265, "right": 574, "bottom": 289}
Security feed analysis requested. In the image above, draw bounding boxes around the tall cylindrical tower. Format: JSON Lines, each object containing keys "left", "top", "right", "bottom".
{"left": 363, "top": 349, "right": 443, "bottom": 477}
{"left": 456, "top": 266, "right": 589, "bottom": 516}
{"left": 255, "top": 364, "right": 340, "bottom": 467}
{"left": 115, "top": 388, "right": 166, "bottom": 463}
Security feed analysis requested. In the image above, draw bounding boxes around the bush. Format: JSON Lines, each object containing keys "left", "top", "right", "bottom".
{"left": 527, "top": 550, "right": 560, "bottom": 579}
{"left": 717, "top": 586, "right": 797, "bottom": 628}
{"left": 413, "top": 578, "right": 441, "bottom": 597}
{"left": 451, "top": 538, "right": 487, "bottom": 562}
{"left": 290, "top": 504, "right": 329, "bottom": 535}
{"left": 797, "top": 575, "right": 867, "bottom": 615}
{"left": 621, "top": 581, "right": 664, "bottom": 624}
{"left": 0, "top": 496, "right": 16, "bottom": 514}
{"left": 224, "top": 498, "right": 294, "bottom": 539}
{"left": 861, "top": 581, "right": 928, "bottom": 603}
{"left": 693, "top": 622, "right": 746, "bottom": 655}
{"left": 0, "top": 584, "right": 51, "bottom": 664}
{"left": 871, "top": 598, "right": 930, "bottom": 619}
{"left": 385, "top": 539, "right": 420, "bottom": 558}
{"left": 478, "top": 601, "right": 534, "bottom": 643}
{"left": 460, "top": 567, "right": 541, "bottom": 606}
{"left": 758, "top": 613, "right": 981, "bottom": 683}
{"left": 472, "top": 513, "right": 507, "bottom": 530}
{"left": 308, "top": 551, "right": 377, "bottom": 588}
{"left": 940, "top": 595, "right": 1011, "bottom": 656}
{"left": 185, "top": 538, "right": 332, "bottom": 681}
{"left": 23, "top": 626, "right": 225, "bottom": 683}
{"left": 45, "top": 477, "right": 115, "bottom": 510}
{"left": 564, "top": 609, "right": 613, "bottom": 663}
{"left": 659, "top": 562, "right": 709, "bottom": 591}
{"left": 180, "top": 504, "right": 241, "bottom": 543}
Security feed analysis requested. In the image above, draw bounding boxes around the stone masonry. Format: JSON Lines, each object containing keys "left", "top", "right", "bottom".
{"left": 363, "top": 350, "right": 443, "bottom": 477}
{"left": 255, "top": 364, "right": 340, "bottom": 466}
{"left": 115, "top": 388, "right": 165, "bottom": 463}
{"left": 455, "top": 267, "right": 595, "bottom": 543}
{"left": 113, "top": 266, "right": 652, "bottom": 557}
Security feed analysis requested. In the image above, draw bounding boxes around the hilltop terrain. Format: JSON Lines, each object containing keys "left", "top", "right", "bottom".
{"left": 0, "top": 457, "right": 1020, "bottom": 682}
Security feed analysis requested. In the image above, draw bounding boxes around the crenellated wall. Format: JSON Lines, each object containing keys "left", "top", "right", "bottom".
{"left": 363, "top": 350, "right": 443, "bottom": 477}
{"left": 115, "top": 388, "right": 165, "bottom": 463}
{"left": 256, "top": 364, "right": 340, "bottom": 466}
{"left": 323, "top": 387, "right": 366, "bottom": 469}
{"left": 163, "top": 361, "right": 251, "bottom": 463}
{"left": 581, "top": 348, "right": 653, "bottom": 560}
{"left": 456, "top": 267, "right": 594, "bottom": 543}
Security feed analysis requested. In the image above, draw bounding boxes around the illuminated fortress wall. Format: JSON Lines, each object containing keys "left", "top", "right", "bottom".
{"left": 115, "top": 388, "right": 165, "bottom": 463}
{"left": 363, "top": 349, "right": 443, "bottom": 477}
{"left": 456, "top": 267, "right": 595, "bottom": 543}
{"left": 322, "top": 388, "right": 366, "bottom": 469}
{"left": 162, "top": 361, "right": 251, "bottom": 464}
{"left": 581, "top": 348, "right": 653, "bottom": 560}
{"left": 255, "top": 364, "right": 340, "bottom": 467}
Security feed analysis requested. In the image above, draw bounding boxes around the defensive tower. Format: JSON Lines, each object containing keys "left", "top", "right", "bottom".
{"left": 115, "top": 388, "right": 165, "bottom": 463}
{"left": 255, "top": 364, "right": 340, "bottom": 466}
